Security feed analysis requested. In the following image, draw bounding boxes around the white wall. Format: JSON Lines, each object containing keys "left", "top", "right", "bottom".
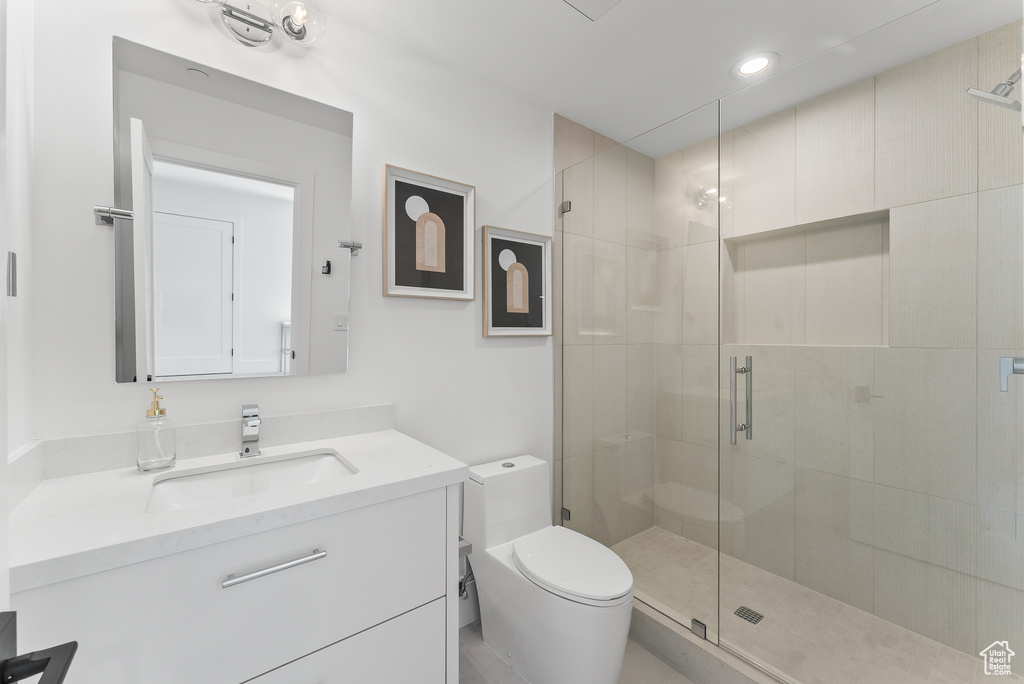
{"left": 0, "top": 0, "right": 24, "bottom": 607}
{"left": 5, "top": 0, "right": 32, "bottom": 455}
{"left": 26, "top": 1, "right": 554, "bottom": 467}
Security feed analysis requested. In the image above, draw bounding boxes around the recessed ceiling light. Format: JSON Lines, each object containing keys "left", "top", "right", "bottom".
{"left": 730, "top": 52, "right": 779, "bottom": 79}
{"left": 739, "top": 57, "right": 770, "bottom": 76}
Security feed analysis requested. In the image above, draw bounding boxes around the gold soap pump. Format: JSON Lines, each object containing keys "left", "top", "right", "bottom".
{"left": 147, "top": 388, "right": 165, "bottom": 417}
{"left": 137, "top": 388, "right": 176, "bottom": 472}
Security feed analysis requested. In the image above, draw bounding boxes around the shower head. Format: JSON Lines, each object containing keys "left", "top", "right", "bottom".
{"left": 967, "top": 88, "right": 1022, "bottom": 110}
{"left": 967, "top": 68, "right": 1023, "bottom": 111}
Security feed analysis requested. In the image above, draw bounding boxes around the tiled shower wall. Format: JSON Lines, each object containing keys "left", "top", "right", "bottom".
{"left": 556, "top": 17, "right": 1023, "bottom": 667}
{"left": 657, "top": 20, "right": 1024, "bottom": 662}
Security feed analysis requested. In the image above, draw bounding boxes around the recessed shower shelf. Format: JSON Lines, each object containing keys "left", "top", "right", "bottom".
{"left": 723, "top": 209, "right": 889, "bottom": 244}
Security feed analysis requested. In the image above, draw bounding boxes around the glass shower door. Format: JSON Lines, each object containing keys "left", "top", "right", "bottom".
{"left": 717, "top": 8, "right": 1024, "bottom": 682}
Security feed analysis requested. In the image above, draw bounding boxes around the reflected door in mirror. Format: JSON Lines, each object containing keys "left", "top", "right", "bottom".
{"left": 153, "top": 212, "right": 234, "bottom": 377}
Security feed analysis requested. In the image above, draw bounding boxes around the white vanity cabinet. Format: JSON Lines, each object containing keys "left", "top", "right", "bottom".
{"left": 12, "top": 486, "right": 459, "bottom": 684}
{"left": 250, "top": 598, "right": 446, "bottom": 682}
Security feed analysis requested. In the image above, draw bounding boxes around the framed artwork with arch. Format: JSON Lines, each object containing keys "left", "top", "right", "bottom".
{"left": 482, "top": 225, "right": 552, "bottom": 337}
{"left": 383, "top": 164, "right": 475, "bottom": 300}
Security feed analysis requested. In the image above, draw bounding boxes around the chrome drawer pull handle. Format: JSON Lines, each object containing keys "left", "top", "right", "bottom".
{"left": 222, "top": 549, "right": 327, "bottom": 589}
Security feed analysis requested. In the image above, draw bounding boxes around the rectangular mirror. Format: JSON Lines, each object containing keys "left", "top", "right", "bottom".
{"left": 112, "top": 38, "right": 353, "bottom": 383}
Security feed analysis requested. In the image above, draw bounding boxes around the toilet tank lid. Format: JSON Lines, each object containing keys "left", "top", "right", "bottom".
{"left": 468, "top": 455, "right": 544, "bottom": 484}
{"left": 513, "top": 526, "right": 633, "bottom": 602}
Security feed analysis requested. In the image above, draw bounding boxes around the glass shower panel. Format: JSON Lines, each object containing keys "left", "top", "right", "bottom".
{"left": 559, "top": 101, "right": 722, "bottom": 642}
{"left": 717, "top": 6, "right": 1023, "bottom": 682}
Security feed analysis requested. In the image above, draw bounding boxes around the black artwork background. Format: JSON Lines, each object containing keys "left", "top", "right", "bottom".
{"left": 490, "top": 237, "right": 544, "bottom": 329}
{"left": 393, "top": 180, "right": 465, "bottom": 291}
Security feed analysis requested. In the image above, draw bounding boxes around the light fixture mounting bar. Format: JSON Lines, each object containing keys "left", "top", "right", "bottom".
{"left": 220, "top": 2, "right": 274, "bottom": 46}
{"left": 222, "top": 4, "right": 273, "bottom": 32}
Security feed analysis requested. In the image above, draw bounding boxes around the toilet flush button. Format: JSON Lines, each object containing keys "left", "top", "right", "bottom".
{"left": 501, "top": 462, "right": 515, "bottom": 468}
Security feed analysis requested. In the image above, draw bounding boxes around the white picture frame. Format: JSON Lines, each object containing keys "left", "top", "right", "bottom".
{"left": 383, "top": 164, "right": 475, "bottom": 300}
{"left": 482, "top": 225, "right": 552, "bottom": 337}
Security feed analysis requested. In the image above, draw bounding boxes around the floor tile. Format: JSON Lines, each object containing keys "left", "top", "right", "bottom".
{"left": 458, "top": 620, "right": 696, "bottom": 684}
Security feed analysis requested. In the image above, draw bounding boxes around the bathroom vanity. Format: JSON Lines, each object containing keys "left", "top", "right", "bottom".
{"left": 9, "top": 429, "right": 467, "bottom": 683}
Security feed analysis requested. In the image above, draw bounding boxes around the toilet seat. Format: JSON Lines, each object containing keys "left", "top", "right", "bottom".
{"left": 511, "top": 526, "right": 633, "bottom": 607}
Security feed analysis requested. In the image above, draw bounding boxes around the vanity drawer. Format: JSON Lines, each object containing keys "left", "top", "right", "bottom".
{"left": 249, "top": 597, "right": 446, "bottom": 683}
{"left": 13, "top": 488, "right": 448, "bottom": 684}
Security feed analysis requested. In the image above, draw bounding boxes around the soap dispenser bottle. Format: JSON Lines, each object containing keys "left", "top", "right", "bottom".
{"left": 137, "top": 388, "right": 176, "bottom": 472}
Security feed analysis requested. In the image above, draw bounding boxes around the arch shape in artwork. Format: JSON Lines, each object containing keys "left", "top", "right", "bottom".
{"left": 507, "top": 262, "right": 529, "bottom": 313}
{"left": 416, "top": 212, "right": 446, "bottom": 273}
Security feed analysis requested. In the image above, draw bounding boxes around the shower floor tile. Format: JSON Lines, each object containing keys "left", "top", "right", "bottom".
{"left": 613, "top": 527, "right": 1023, "bottom": 684}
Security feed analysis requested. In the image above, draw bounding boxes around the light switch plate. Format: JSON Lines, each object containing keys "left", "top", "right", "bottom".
{"left": 334, "top": 313, "right": 349, "bottom": 331}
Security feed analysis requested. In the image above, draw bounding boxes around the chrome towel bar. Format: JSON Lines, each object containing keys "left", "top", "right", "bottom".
{"left": 338, "top": 239, "right": 363, "bottom": 255}
{"left": 93, "top": 206, "right": 134, "bottom": 225}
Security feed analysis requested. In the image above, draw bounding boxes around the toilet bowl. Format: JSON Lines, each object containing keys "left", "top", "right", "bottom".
{"left": 464, "top": 455, "right": 633, "bottom": 684}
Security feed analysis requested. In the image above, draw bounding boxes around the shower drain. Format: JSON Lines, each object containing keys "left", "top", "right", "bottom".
{"left": 734, "top": 606, "right": 765, "bottom": 625}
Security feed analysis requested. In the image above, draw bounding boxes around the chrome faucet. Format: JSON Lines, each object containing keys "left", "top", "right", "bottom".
{"left": 240, "top": 404, "right": 261, "bottom": 457}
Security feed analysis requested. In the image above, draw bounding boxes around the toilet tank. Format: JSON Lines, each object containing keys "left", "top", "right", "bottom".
{"left": 464, "top": 455, "right": 551, "bottom": 550}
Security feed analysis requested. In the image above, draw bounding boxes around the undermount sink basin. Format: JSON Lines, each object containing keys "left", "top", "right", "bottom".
{"left": 145, "top": 449, "right": 358, "bottom": 513}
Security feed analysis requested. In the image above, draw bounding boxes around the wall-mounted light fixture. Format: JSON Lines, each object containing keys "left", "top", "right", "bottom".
{"left": 196, "top": 0, "right": 326, "bottom": 47}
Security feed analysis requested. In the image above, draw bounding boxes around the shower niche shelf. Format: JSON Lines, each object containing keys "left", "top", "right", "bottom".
{"left": 722, "top": 209, "right": 889, "bottom": 245}
{"left": 722, "top": 209, "right": 890, "bottom": 347}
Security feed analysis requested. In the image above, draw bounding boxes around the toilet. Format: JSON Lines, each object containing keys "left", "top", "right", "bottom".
{"left": 464, "top": 455, "right": 633, "bottom": 684}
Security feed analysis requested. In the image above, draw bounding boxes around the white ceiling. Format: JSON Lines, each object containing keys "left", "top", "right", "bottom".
{"left": 337, "top": 0, "right": 1021, "bottom": 157}
{"left": 153, "top": 160, "right": 295, "bottom": 202}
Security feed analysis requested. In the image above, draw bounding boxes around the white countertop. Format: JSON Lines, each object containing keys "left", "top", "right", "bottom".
{"left": 10, "top": 429, "right": 468, "bottom": 593}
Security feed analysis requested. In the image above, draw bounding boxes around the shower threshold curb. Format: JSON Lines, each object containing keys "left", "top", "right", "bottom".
{"left": 629, "top": 600, "right": 785, "bottom": 684}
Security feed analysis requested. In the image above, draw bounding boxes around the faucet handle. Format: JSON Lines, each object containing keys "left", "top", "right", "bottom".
{"left": 242, "top": 404, "right": 260, "bottom": 418}
{"left": 1000, "top": 357, "right": 1024, "bottom": 392}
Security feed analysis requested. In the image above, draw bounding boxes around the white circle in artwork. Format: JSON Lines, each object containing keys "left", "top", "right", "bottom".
{"left": 498, "top": 249, "right": 517, "bottom": 271}
{"left": 405, "top": 195, "right": 430, "bottom": 221}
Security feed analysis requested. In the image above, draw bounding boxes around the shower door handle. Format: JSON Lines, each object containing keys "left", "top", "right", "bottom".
{"left": 730, "top": 356, "right": 753, "bottom": 445}
{"left": 744, "top": 356, "right": 753, "bottom": 440}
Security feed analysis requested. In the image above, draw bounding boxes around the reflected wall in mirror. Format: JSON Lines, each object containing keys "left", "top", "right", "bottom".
{"left": 112, "top": 38, "right": 353, "bottom": 383}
